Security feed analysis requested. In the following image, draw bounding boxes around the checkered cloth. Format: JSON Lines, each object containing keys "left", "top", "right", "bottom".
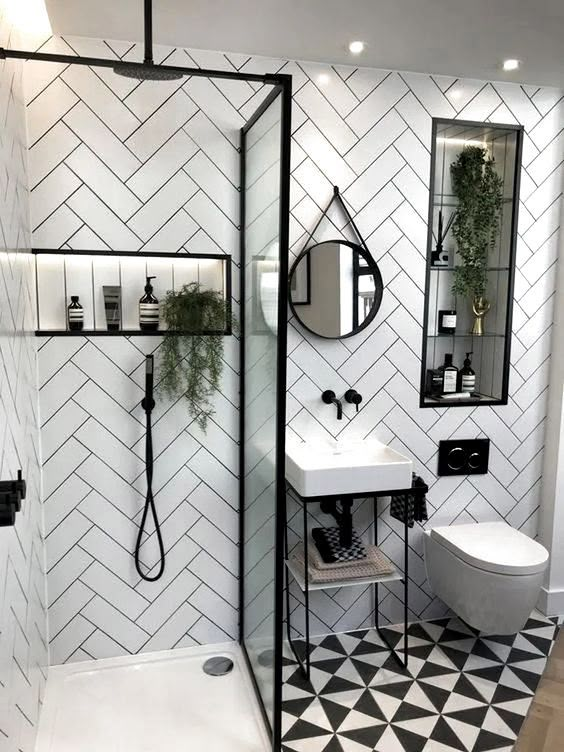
{"left": 390, "top": 474, "right": 428, "bottom": 528}
{"left": 312, "top": 526, "right": 367, "bottom": 563}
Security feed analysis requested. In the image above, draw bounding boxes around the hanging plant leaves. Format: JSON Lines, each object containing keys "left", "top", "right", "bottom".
{"left": 159, "top": 282, "right": 233, "bottom": 432}
{"left": 450, "top": 145, "right": 504, "bottom": 299}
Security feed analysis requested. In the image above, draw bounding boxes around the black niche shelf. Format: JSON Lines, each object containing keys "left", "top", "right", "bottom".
{"left": 419, "top": 118, "right": 523, "bottom": 409}
{"left": 33, "top": 248, "right": 233, "bottom": 338}
{"left": 35, "top": 329, "right": 228, "bottom": 337}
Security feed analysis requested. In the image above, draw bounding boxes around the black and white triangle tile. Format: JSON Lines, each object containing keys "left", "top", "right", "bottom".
{"left": 282, "top": 612, "right": 561, "bottom": 752}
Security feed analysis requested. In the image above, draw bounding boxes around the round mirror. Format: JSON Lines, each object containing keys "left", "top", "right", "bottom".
{"left": 289, "top": 240, "right": 383, "bottom": 339}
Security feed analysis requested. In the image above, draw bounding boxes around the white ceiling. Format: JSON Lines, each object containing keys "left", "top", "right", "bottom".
{"left": 44, "top": 0, "right": 564, "bottom": 88}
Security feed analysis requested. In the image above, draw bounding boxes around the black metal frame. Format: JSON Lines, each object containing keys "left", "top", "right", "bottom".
{"left": 32, "top": 248, "right": 232, "bottom": 337}
{"left": 1, "top": 40, "right": 292, "bottom": 751}
{"left": 284, "top": 480, "right": 428, "bottom": 679}
{"left": 419, "top": 118, "right": 524, "bottom": 409}
{"left": 239, "top": 79, "right": 292, "bottom": 752}
{"left": 288, "top": 186, "right": 383, "bottom": 340}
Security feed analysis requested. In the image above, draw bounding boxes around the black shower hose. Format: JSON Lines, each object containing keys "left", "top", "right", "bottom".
{"left": 134, "top": 399, "right": 165, "bottom": 581}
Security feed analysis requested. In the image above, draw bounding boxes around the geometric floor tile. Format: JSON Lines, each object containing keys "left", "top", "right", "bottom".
{"left": 283, "top": 612, "right": 560, "bottom": 751}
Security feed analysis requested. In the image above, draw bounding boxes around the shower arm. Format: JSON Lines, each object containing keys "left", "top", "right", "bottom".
{"left": 143, "top": 0, "right": 155, "bottom": 66}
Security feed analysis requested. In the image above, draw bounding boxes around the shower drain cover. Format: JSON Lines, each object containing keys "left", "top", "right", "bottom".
{"left": 203, "top": 656, "right": 234, "bottom": 676}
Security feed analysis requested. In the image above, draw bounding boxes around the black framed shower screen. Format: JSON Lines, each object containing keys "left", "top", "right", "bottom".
{"left": 239, "top": 83, "right": 292, "bottom": 750}
{"left": 0, "top": 40, "right": 292, "bottom": 752}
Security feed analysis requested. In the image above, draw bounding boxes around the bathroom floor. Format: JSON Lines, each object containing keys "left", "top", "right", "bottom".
{"left": 35, "top": 643, "right": 269, "bottom": 752}
{"left": 282, "top": 612, "right": 561, "bottom": 752}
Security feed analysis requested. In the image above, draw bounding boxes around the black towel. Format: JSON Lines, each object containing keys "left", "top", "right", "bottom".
{"left": 390, "top": 474, "right": 428, "bottom": 528}
{"left": 311, "top": 526, "right": 367, "bottom": 564}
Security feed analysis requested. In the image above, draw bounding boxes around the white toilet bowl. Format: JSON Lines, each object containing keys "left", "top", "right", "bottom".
{"left": 424, "top": 521, "right": 549, "bottom": 634}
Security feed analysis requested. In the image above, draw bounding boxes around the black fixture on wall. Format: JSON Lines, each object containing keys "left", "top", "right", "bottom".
{"left": 321, "top": 389, "right": 343, "bottom": 419}
{"left": 0, "top": 470, "right": 26, "bottom": 527}
{"left": 438, "top": 438, "right": 490, "bottom": 476}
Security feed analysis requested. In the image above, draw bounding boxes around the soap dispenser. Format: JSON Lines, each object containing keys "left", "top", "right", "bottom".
{"left": 139, "top": 276, "right": 159, "bottom": 331}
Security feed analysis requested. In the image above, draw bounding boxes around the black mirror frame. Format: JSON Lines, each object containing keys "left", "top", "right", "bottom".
{"left": 288, "top": 239, "right": 384, "bottom": 340}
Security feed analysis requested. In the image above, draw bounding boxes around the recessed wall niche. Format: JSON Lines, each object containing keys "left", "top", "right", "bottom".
{"left": 33, "top": 249, "right": 232, "bottom": 336}
{"left": 420, "top": 119, "right": 524, "bottom": 407}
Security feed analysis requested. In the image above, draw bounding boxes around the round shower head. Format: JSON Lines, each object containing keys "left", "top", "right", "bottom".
{"left": 113, "top": 63, "right": 184, "bottom": 81}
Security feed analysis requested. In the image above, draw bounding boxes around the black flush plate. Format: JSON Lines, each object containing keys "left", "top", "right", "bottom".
{"left": 438, "top": 439, "right": 490, "bottom": 476}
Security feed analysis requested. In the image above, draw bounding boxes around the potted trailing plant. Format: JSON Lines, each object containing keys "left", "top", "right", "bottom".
{"left": 450, "top": 145, "right": 504, "bottom": 335}
{"left": 159, "top": 282, "right": 232, "bottom": 432}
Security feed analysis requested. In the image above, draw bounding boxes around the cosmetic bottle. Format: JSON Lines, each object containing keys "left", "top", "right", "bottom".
{"left": 438, "top": 353, "right": 458, "bottom": 394}
{"left": 460, "top": 352, "right": 476, "bottom": 393}
{"left": 438, "top": 309, "right": 457, "bottom": 334}
{"left": 103, "top": 286, "right": 121, "bottom": 331}
{"left": 426, "top": 368, "right": 443, "bottom": 397}
{"left": 139, "top": 276, "right": 159, "bottom": 331}
{"left": 67, "top": 296, "right": 84, "bottom": 331}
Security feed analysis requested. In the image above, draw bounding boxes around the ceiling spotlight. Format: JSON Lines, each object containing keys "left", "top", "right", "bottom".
{"left": 502, "top": 59, "right": 521, "bottom": 71}
{"left": 348, "top": 41, "right": 365, "bottom": 54}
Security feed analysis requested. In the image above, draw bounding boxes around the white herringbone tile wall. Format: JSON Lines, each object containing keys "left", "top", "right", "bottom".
{"left": 0, "top": 16, "right": 48, "bottom": 752}
{"left": 25, "top": 37, "right": 563, "bottom": 661}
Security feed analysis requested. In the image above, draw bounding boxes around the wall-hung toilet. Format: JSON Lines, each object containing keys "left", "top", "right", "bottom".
{"left": 424, "top": 521, "right": 549, "bottom": 634}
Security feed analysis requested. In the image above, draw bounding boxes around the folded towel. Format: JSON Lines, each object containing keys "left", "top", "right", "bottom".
{"left": 390, "top": 474, "right": 428, "bottom": 529}
{"left": 312, "top": 526, "right": 366, "bottom": 563}
{"left": 291, "top": 544, "right": 395, "bottom": 584}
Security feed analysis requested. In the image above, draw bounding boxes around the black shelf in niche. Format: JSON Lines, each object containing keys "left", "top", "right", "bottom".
{"left": 420, "top": 118, "right": 524, "bottom": 409}
{"left": 33, "top": 248, "right": 233, "bottom": 338}
{"left": 428, "top": 332, "right": 505, "bottom": 339}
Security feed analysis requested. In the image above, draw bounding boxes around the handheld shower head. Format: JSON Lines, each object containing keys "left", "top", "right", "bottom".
{"left": 142, "top": 354, "right": 155, "bottom": 413}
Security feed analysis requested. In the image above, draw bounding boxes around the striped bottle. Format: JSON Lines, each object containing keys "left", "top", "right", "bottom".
{"left": 139, "top": 276, "right": 159, "bottom": 331}
{"left": 68, "top": 296, "right": 84, "bottom": 331}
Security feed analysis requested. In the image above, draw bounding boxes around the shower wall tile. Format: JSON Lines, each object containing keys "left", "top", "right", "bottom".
{"left": 0, "top": 25, "right": 47, "bottom": 752}
{"left": 25, "top": 36, "right": 563, "bottom": 661}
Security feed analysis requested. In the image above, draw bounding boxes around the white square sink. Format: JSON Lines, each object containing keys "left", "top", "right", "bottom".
{"left": 285, "top": 438, "right": 413, "bottom": 497}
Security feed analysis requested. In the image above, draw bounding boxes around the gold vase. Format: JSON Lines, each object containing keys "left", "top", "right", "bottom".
{"left": 471, "top": 296, "right": 491, "bottom": 336}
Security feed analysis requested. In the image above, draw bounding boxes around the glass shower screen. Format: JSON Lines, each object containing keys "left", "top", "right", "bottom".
{"left": 240, "top": 84, "right": 290, "bottom": 749}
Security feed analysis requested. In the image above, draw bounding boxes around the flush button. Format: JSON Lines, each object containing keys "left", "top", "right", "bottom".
{"left": 468, "top": 452, "right": 481, "bottom": 470}
{"left": 438, "top": 439, "right": 490, "bottom": 476}
{"left": 447, "top": 447, "right": 465, "bottom": 471}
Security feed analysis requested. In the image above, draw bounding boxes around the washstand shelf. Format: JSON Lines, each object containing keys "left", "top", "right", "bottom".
{"left": 284, "top": 477, "right": 429, "bottom": 679}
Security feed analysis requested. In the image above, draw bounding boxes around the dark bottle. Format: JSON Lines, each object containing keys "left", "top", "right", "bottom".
{"left": 139, "top": 276, "right": 159, "bottom": 331}
{"left": 460, "top": 351, "right": 476, "bottom": 393}
{"left": 438, "top": 353, "right": 458, "bottom": 394}
{"left": 438, "top": 309, "right": 457, "bottom": 334}
{"left": 67, "top": 296, "right": 84, "bottom": 331}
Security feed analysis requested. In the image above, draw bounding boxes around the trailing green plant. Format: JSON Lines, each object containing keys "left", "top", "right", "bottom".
{"left": 159, "top": 282, "right": 233, "bottom": 432}
{"left": 450, "top": 145, "right": 504, "bottom": 299}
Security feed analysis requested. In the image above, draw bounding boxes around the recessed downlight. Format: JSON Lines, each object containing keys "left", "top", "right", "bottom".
{"left": 348, "top": 40, "right": 365, "bottom": 54}
{"left": 502, "top": 58, "right": 521, "bottom": 71}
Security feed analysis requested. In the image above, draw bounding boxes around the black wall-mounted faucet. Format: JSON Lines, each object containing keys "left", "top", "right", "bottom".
{"left": 321, "top": 390, "right": 343, "bottom": 420}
